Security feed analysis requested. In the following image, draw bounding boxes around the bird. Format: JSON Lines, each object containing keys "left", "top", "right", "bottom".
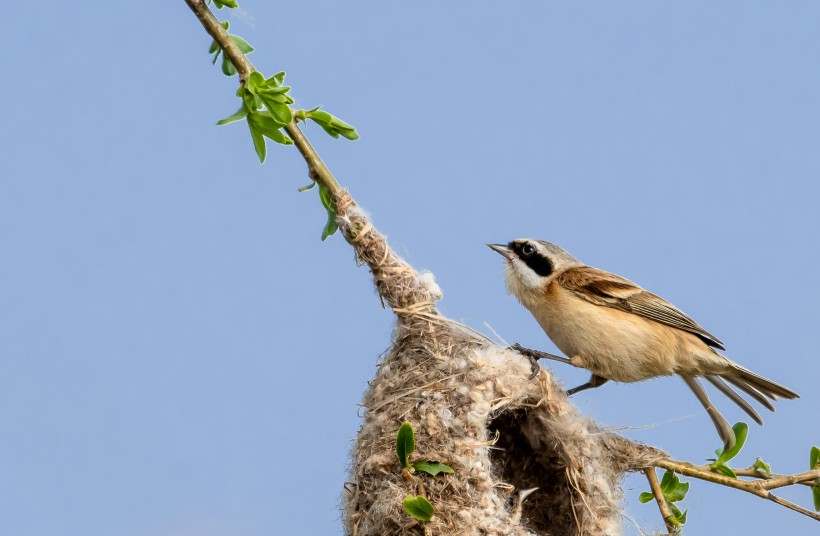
{"left": 488, "top": 239, "right": 799, "bottom": 450}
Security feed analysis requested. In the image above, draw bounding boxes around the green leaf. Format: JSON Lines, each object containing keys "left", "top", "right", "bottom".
{"left": 221, "top": 55, "right": 237, "bottom": 76}
{"left": 259, "top": 96, "right": 293, "bottom": 126}
{"left": 319, "top": 183, "right": 334, "bottom": 211}
{"left": 259, "top": 85, "right": 291, "bottom": 96}
{"left": 259, "top": 91, "right": 294, "bottom": 105}
{"left": 321, "top": 216, "right": 338, "bottom": 241}
{"left": 247, "top": 121, "right": 266, "bottom": 163}
{"left": 712, "top": 464, "right": 737, "bottom": 479}
{"left": 328, "top": 115, "right": 360, "bottom": 139}
{"left": 247, "top": 112, "right": 292, "bottom": 145}
{"left": 241, "top": 87, "right": 261, "bottom": 113}
{"left": 308, "top": 110, "right": 333, "bottom": 123}
{"left": 812, "top": 485, "right": 820, "bottom": 512}
{"left": 208, "top": 40, "right": 220, "bottom": 55}
{"left": 305, "top": 108, "right": 360, "bottom": 141}
{"left": 811, "top": 446, "right": 820, "bottom": 470}
{"left": 266, "top": 71, "right": 286, "bottom": 86}
{"left": 664, "top": 501, "right": 687, "bottom": 526}
{"left": 213, "top": 0, "right": 239, "bottom": 8}
{"left": 216, "top": 104, "right": 249, "bottom": 126}
{"left": 666, "top": 480, "right": 689, "bottom": 503}
{"left": 396, "top": 421, "right": 415, "bottom": 468}
{"left": 318, "top": 183, "right": 338, "bottom": 239}
{"left": 402, "top": 496, "right": 434, "bottom": 522}
{"left": 412, "top": 461, "right": 454, "bottom": 476}
{"left": 638, "top": 492, "right": 654, "bottom": 504}
{"left": 246, "top": 71, "right": 265, "bottom": 94}
{"left": 247, "top": 112, "right": 278, "bottom": 137}
{"left": 298, "top": 181, "right": 316, "bottom": 192}
{"left": 230, "top": 34, "right": 254, "bottom": 54}
{"left": 266, "top": 127, "right": 293, "bottom": 145}
{"left": 753, "top": 457, "right": 772, "bottom": 476}
{"left": 715, "top": 422, "right": 748, "bottom": 465}
{"left": 659, "top": 470, "right": 679, "bottom": 494}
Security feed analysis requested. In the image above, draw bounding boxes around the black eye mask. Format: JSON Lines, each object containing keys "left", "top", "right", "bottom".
{"left": 511, "top": 242, "right": 553, "bottom": 277}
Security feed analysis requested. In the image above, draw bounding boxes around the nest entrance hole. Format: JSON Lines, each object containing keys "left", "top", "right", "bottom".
{"left": 488, "top": 407, "right": 577, "bottom": 535}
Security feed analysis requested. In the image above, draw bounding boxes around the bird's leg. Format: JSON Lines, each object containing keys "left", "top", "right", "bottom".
{"left": 510, "top": 344, "right": 573, "bottom": 365}
{"left": 510, "top": 343, "right": 573, "bottom": 379}
{"left": 566, "top": 374, "right": 609, "bottom": 396}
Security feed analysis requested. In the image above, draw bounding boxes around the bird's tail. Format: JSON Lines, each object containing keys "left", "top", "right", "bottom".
{"left": 705, "top": 363, "right": 798, "bottom": 427}
{"left": 684, "top": 362, "right": 798, "bottom": 450}
{"left": 724, "top": 364, "right": 799, "bottom": 401}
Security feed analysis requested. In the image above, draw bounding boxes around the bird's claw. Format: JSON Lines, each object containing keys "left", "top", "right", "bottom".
{"left": 509, "top": 343, "right": 544, "bottom": 379}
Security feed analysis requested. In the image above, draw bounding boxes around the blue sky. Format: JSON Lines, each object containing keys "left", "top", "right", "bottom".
{"left": 1, "top": 2, "right": 818, "bottom": 534}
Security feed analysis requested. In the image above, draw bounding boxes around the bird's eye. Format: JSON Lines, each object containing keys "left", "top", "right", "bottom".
{"left": 521, "top": 244, "right": 535, "bottom": 256}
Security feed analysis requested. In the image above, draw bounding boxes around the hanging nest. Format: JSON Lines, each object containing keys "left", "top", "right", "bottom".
{"left": 335, "top": 194, "right": 665, "bottom": 536}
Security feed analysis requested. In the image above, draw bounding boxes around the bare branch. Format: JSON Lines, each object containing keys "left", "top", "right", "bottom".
{"left": 644, "top": 468, "right": 679, "bottom": 534}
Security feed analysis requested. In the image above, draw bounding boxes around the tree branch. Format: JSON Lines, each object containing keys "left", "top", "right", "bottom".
{"left": 644, "top": 468, "right": 679, "bottom": 534}
{"left": 655, "top": 459, "right": 820, "bottom": 522}
{"left": 183, "top": 0, "right": 343, "bottom": 199}
{"left": 184, "top": 0, "right": 254, "bottom": 80}
{"left": 729, "top": 466, "right": 816, "bottom": 488}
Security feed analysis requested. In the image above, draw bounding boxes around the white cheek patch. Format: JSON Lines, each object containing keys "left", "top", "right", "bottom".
{"left": 506, "top": 258, "right": 543, "bottom": 291}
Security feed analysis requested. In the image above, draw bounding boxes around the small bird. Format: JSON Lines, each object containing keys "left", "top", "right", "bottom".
{"left": 488, "top": 239, "right": 798, "bottom": 449}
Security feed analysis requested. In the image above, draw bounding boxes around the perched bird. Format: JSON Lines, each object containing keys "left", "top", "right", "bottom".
{"left": 488, "top": 239, "right": 798, "bottom": 449}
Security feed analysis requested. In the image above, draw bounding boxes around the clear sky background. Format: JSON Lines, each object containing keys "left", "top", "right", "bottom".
{"left": 1, "top": 2, "right": 818, "bottom": 535}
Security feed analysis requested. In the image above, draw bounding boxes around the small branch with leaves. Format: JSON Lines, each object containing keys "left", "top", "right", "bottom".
{"left": 641, "top": 424, "right": 820, "bottom": 531}
{"left": 185, "top": 0, "right": 359, "bottom": 241}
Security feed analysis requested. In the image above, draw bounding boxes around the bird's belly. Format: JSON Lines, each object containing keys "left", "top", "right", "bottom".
{"left": 533, "top": 299, "right": 682, "bottom": 383}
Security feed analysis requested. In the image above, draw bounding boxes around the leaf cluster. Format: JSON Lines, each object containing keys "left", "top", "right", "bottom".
{"left": 396, "top": 422, "right": 454, "bottom": 477}
{"left": 217, "top": 71, "right": 295, "bottom": 163}
{"left": 396, "top": 422, "right": 454, "bottom": 522}
{"left": 640, "top": 470, "right": 689, "bottom": 528}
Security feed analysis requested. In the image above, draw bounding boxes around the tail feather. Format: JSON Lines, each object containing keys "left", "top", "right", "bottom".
{"left": 723, "top": 376, "right": 776, "bottom": 412}
{"left": 727, "top": 364, "right": 799, "bottom": 400}
{"left": 705, "top": 375, "right": 763, "bottom": 425}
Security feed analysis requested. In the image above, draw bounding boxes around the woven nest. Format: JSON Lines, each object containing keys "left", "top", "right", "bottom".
{"left": 335, "top": 194, "right": 664, "bottom": 536}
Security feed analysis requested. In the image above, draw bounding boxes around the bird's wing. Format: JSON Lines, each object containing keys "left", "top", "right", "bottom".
{"left": 556, "top": 266, "right": 725, "bottom": 350}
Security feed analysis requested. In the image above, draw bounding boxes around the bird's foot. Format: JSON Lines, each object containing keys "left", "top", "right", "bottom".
{"left": 510, "top": 343, "right": 573, "bottom": 379}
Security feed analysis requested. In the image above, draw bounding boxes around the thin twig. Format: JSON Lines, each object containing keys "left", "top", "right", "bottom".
{"left": 728, "top": 466, "right": 816, "bottom": 487}
{"left": 656, "top": 459, "right": 820, "bottom": 522}
{"left": 183, "top": 0, "right": 343, "bottom": 198}
{"left": 767, "top": 494, "right": 820, "bottom": 521}
{"left": 644, "top": 468, "right": 679, "bottom": 534}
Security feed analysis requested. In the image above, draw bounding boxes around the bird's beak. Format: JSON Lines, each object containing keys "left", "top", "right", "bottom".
{"left": 487, "top": 243, "right": 512, "bottom": 260}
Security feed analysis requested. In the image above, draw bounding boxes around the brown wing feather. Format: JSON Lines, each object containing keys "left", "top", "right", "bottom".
{"left": 557, "top": 267, "right": 725, "bottom": 350}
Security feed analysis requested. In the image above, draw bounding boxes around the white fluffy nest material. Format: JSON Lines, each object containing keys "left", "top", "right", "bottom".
{"left": 335, "top": 195, "right": 664, "bottom": 536}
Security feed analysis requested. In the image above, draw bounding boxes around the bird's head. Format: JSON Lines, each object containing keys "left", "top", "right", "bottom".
{"left": 487, "top": 239, "right": 581, "bottom": 305}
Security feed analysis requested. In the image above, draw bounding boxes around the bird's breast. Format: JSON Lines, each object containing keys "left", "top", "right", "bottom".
{"left": 527, "top": 281, "right": 686, "bottom": 382}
